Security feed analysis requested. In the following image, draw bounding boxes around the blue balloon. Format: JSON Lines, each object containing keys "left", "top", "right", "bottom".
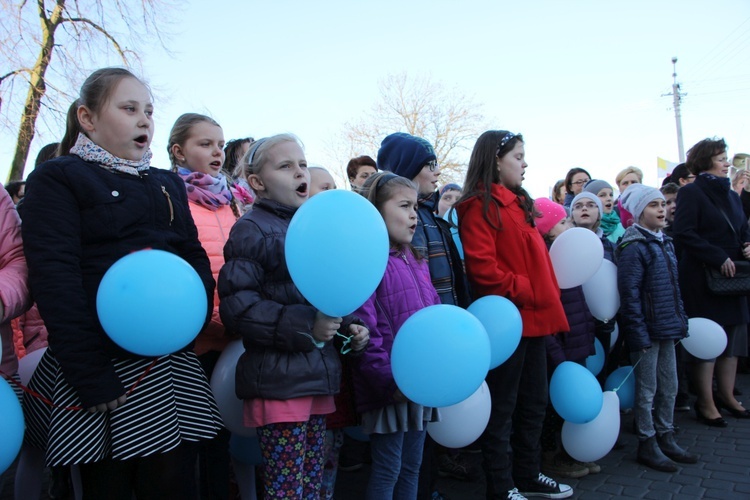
{"left": 550, "top": 361, "right": 604, "bottom": 424}
{"left": 585, "top": 338, "right": 605, "bottom": 376}
{"left": 97, "top": 249, "right": 207, "bottom": 356}
{"left": 604, "top": 366, "right": 636, "bottom": 410}
{"left": 285, "top": 190, "right": 389, "bottom": 317}
{"left": 392, "top": 305, "right": 491, "bottom": 407}
{"left": 0, "top": 378, "right": 24, "bottom": 474}
{"left": 467, "top": 295, "right": 523, "bottom": 368}
{"left": 229, "top": 434, "right": 263, "bottom": 465}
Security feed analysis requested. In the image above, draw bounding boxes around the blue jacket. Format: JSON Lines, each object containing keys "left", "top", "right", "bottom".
{"left": 413, "top": 192, "right": 471, "bottom": 307}
{"left": 545, "top": 286, "right": 596, "bottom": 368}
{"left": 616, "top": 226, "right": 688, "bottom": 351}
{"left": 672, "top": 174, "right": 750, "bottom": 326}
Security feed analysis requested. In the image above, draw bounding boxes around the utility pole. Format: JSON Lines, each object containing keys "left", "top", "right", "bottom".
{"left": 665, "top": 57, "right": 687, "bottom": 162}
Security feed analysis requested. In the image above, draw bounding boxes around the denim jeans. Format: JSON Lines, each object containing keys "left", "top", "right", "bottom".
{"left": 631, "top": 340, "right": 677, "bottom": 440}
{"left": 366, "top": 429, "right": 427, "bottom": 500}
{"left": 481, "top": 337, "right": 548, "bottom": 499}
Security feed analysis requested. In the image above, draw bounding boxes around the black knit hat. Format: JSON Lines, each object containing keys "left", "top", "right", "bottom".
{"left": 377, "top": 132, "right": 437, "bottom": 180}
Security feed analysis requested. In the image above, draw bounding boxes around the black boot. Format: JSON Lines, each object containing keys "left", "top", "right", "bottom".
{"left": 637, "top": 436, "right": 678, "bottom": 472}
{"left": 657, "top": 432, "right": 698, "bottom": 464}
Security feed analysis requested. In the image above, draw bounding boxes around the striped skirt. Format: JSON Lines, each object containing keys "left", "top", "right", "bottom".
{"left": 23, "top": 350, "right": 223, "bottom": 466}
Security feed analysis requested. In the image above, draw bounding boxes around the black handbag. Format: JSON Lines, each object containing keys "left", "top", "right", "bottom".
{"left": 705, "top": 260, "right": 750, "bottom": 296}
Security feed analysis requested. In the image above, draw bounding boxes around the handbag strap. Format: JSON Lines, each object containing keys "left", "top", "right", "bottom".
{"left": 700, "top": 183, "right": 742, "bottom": 246}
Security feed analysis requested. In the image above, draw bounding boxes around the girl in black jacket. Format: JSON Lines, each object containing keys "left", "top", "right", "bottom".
{"left": 19, "top": 68, "right": 223, "bottom": 498}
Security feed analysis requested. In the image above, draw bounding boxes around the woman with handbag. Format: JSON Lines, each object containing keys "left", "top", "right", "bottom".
{"left": 673, "top": 137, "right": 750, "bottom": 426}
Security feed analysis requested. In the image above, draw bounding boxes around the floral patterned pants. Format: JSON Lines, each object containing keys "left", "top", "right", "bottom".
{"left": 257, "top": 415, "right": 327, "bottom": 499}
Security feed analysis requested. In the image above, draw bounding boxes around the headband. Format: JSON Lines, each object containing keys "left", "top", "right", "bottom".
{"left": 496, "top": 132, "right": 517, "bottom": 156}
{"left": 376, "top": 172, "right": 399, "bottom": 189}
{"left": 246, "top": 138, "right": 268, "bottom": 167}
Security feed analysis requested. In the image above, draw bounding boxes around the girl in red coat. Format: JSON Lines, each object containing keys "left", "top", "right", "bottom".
{"left": 456, "top": 130, "right": 571, "bottom": 500}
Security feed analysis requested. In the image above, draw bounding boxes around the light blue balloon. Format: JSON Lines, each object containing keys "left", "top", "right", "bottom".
{"left": 604, "top": 366, "right": 635, "bottom": 410}
{"left": 444, "top": 209, "right": 464, "bottom": 260}
{"left": 550, "top": 361, "right": 604, "bottom": 424}
{"left": 467, "top": 295, "right": 523, "bottom": 368}
{"left": 0, "top": 377, "right": 24, "bottom": 474}
{"left": 285, "top": 190, "right": 389, "bottom": 317}
{"left": 96, "top": 249, "right": 207, "bottom": 356}
{"left": 585, "top": 338, "right": 605, "bottom": 376}
{"left": 392, "top": 305, "right": 491, "bottom": 407}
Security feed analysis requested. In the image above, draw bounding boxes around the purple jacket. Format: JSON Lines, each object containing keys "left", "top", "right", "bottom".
{"left": 352, "top": 248, "right": 441, "bottom": 412}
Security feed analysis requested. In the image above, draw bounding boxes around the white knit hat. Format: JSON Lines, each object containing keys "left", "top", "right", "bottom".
{"left": 620, "top": 183, "right": 665, "bottom": 223}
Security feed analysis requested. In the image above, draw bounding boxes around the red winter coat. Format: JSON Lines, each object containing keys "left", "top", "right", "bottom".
{"left": 457, "top": 183, "right": 568, "bottom": 337}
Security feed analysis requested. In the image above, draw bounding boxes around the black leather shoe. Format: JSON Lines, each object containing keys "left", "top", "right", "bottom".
{"left": 694, "top": 403, "right": 728, "bottom": 427}
{"left": 715, "top": 397, "right": 750, "bottom": 418}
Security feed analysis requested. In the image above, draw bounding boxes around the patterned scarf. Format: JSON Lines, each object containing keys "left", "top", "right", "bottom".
{"left": 600, "top": 210, "right": 621, "bottom": 236}
{"left": 70, "top": 133, "right": 152, "bottom": 176}
{"left": 177, "top": 167, "right": 232, "bottom": 211}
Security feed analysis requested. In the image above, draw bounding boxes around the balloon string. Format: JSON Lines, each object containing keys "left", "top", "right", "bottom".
{"left": 0, "top": 358, "right": 158, "bottom": 411}
{"left": 611, "top": 356, "right": 643, "bottom": 393}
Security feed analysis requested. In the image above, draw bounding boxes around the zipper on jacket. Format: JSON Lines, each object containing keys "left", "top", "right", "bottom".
{"left": 402, "top": 251, "right": 430, "bottom": 308}
{"left": 661, "top": 242, "right": 687, "bottom": 331}
{"left": 161, "top": 185, "right": 174, "bottom": 226}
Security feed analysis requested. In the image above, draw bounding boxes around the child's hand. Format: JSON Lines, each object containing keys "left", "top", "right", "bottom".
{"left": 312, "top": 311, "right": 342, "bottom": 343}
{"left": 87, "top": 394, "right": 127, "bottom": 413}
{"left": 348, "top": 324, "right": 370, "bottom": 351}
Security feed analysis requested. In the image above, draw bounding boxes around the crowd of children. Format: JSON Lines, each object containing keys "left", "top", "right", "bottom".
{"left": 0, "top": 66, "right": 749, "bottom": 500}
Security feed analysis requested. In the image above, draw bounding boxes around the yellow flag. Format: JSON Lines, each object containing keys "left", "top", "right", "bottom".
{"left": 657, "top": 157, "right": 678, "bottom": 180}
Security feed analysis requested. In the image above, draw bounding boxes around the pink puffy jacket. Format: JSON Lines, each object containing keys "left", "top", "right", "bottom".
{"left": 0, "top": 185, "right": 30, "bottom": 375}
{"left": 189, "top": 202, "right": 238, "bottom": 355}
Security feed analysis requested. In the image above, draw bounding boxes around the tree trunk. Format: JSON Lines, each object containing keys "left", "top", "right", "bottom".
{"left": 7, "top": 1, "right": 64, "bottom": 182}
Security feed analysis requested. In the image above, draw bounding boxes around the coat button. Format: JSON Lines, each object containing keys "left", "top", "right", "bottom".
{"left": 112, "top": 191, "right": 119, "bottom": 197}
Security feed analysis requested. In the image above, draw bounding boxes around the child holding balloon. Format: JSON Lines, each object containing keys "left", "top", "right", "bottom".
{"left": 456, "top": 131, "right": 572, "bottom": 499}
{"left": 350, "top": 171, "right": 441, "bottom": 500}
{"left": 19, "top": 68, "right": 223, "bottom": 498}
{"left": 218, "top": 134, "right": 370, "bottom": 499}
{"left": 616, "top": 183, "right": 697, "bottom": 471}
{"left": 534, "top": 198, "right": 598, "bottom": 479}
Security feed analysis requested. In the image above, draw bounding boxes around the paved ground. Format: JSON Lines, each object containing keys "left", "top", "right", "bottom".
{"left": 2, "top": 373, "right": 748, "bottom": 499}
{"left": 335, "top": 372, "right": 750, "bottom": 499}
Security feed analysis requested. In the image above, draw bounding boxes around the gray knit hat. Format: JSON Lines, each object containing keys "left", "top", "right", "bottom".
{"left": 583, "top": 179, "right": 612, "bottom": 196}
{"left": 571, "top": 191, "right": 603, "bottom": 216}
{"left": 620, "top": 183, "right": 665, "bottom": 223}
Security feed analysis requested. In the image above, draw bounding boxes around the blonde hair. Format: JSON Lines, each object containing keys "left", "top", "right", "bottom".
{"left": 239, "top": 133, "right": 304, "bottom": 177}
{"left": 615, "top": 166, "right": 643, "bottom": 188}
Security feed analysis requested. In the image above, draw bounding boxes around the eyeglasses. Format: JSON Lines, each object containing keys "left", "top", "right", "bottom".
{"left": 423, "top": 160, "right": 439, "bottom": 172}
{"left": 335, "top": 332, "right": 353, "bottom": 355}
{"left": 571, "top": 179, "right": 590, "bottom": 186}
{"left": 572, "top": 201, "right": 598, "bottom": 210}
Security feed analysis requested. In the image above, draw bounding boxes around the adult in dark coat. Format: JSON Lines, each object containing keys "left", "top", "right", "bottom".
{"left": 673, "top": 137, "right": 750, "bottom": 425}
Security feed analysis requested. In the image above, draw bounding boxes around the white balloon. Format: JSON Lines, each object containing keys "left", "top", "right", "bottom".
{"left": 549, "top": 228, "right": 604, "bottom": 289}
{"left": 210, "top": 340, "right": 256, "bottom": 437}
{"left": 610, "top": 322, "right": 619, "bottom": 349}
{"left": 582, "top": 260, "right": 620, "bottom": 321}
{"left": 427, "top": 381, "right": 491, "bottom": 449}
{"left": 17, "top": 347, "right": 47, "bottom": 385}
{"left": 561, "top": 391, "right": 620, "bottom": 463}
{"left": 683, "top": 317, "right": 727, "bottom": 360}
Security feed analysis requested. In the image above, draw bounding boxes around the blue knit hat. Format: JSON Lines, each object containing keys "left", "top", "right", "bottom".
{"left": 377, "top": 132, "right": 437, "bottom": 180}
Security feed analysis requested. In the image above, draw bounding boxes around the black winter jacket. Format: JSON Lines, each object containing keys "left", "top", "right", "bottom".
{"left": 673, "top": 174, "right": 750, "bottom": 326}
{"left": 616, "top": 226, "right": 688, "bottom": 351}
{"left": 219, "top": 198, "right": 351, "bottom": 401}
{"left": 19, "top": 155, "right": 214, "bottom": 408}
